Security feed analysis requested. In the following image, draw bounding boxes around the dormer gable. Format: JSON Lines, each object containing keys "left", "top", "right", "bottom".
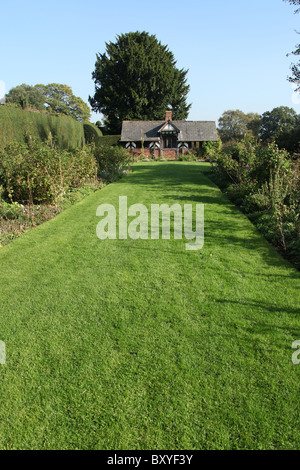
{"left": 158, "top": 121, "right": 180, "bottom": 134}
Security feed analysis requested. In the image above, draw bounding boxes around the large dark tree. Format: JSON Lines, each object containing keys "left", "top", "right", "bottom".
{"left": 89, "top": 31, "right": 191, "bottom": 134}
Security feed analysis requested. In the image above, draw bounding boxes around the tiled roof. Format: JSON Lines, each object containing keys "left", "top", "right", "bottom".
{"left": 120, "top": 120, "right": 218, "bottom": 142}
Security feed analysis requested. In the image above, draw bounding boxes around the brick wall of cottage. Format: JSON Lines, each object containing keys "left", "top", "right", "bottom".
{"left": 161, "top": 149, "right": 177, "bottom": 159}
{"left": 129, "top": 148, "right": 160, "bottom": 159}
{"left": 127, "top": 147, "right": 190, "bottom": 160}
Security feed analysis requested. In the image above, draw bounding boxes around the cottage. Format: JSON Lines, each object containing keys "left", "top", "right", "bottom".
{"left": 120, "top": 110, "right": 218, "bottom": 159}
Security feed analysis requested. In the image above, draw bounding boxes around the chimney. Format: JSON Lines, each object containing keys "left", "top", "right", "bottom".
{"left": 165, "top": 110, "right": 172, "bottom": 121}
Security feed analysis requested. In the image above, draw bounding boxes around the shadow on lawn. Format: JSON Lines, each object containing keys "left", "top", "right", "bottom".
{"left": 204, "top": 218, "right": 299, "bottom": 275}
{"left": 214, "top": 297, "right": 300, "bottom": 319}
{"left": 120, "top": 163, "right": 299, "bottom": 275}
{"left": 213, "top": 298, "right": 300, "bottom": 345}
{"left": 124, "top": 164, "right": 232, "bottom": 207}
{"left": 125, "top": 163, "right": 211, "bottom": 189}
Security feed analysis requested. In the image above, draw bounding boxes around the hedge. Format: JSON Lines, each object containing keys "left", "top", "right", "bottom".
{"left": 0, "top": 106, "right": 85, "bottom": 150}
{"left": 96, "top": 135, "right": 121, "bottom": 147}
{"left": 83, "top": 122, "right": 103, "bottom": 143}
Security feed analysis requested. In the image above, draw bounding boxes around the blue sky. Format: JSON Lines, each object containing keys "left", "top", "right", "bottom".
{"left": 0, "top": 0, "right": 299, "bottom": 124}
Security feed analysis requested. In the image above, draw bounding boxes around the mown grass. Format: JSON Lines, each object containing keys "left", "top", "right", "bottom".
{"left": 0, "top": 162, "right": 299, "bottom": 450}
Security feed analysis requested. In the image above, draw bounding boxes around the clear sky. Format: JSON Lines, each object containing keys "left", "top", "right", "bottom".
{"left": 0, "top": 0, "right": 299, "bottom": 124}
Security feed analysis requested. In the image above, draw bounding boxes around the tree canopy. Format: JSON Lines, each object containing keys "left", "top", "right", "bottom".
{"left": 260, "top": 106, "right": 298, "bottom": 141}
{"left": 5, "top": 84, "right": 45, "bottom": 110}
{"left": 218, "top": 106, "right": 300, "bottom": 151}
{"left": 35, "top": 84, "right": 91, "bottom": 122}
{"left": 5, "top": 83, "right": 91, "bottom": 121}
{"left": 217, "top": 110, "right": 261, "bottom": 141}
{"left": 89, "top": 31, "right": 191, "bottom": 134}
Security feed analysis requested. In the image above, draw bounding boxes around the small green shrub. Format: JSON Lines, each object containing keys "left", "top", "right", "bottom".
{"left": 198, "top": 138, "right": 222, "bottom": 159}
{"left": 0, "top": 201, "right": 25, "bottom": 220}
{"left": 178, "top": 151, "right": 198, "bottom": 162}
{"left": 93, "top": 143, "right": 130, "bottom": 182}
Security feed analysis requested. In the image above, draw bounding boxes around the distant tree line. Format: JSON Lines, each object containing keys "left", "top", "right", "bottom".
{"left": 217, "top": 107, "right": 300, "bottom": 153}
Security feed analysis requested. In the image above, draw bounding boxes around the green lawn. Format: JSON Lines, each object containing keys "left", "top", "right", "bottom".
{"left": 0, "top": 162, "right": 299, "bottom": 450}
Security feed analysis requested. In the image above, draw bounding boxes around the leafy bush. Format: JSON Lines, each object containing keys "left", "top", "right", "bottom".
{"left": 210, "top": 140, "right": 300, "bottom": 269}
{"left": 0, "top": 201, "right": 25, "bottom": 220}
{"left": 178, "top": 151, "right": 198, "bottom": 161}
{"left": 0, "top": 140, "right": 97, "bottom": 205}
{"left": 214, "top": 137, "right": 267, "bottom": 185}
{"left": 251, "top": 143, "right": 291, "bottom": 185}
{"left": 93, "top": 143, "right": 130, "bottom": 182}
{"left": 0, "top": 136, "right": 131, "bottom": 246}
{"left": 197, "top": 138, "right": 222, "bottom": 159}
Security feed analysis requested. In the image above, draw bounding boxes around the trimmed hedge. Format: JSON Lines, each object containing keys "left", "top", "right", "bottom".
{"left": 0, "top": 106, "right": 85, "bottom": 150}
{"left": 83, "top": 122, "right": 103, "bottom": 143}
{"left": 96, "top": 135, "right": 121, "bottom": 147}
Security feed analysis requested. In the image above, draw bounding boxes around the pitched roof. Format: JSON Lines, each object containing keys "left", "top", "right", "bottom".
{"left": 158, "top": 121, "right": 180, "bottom": 133}
{"left": 120, "top": 120, "right": 218, "bottom": 142}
